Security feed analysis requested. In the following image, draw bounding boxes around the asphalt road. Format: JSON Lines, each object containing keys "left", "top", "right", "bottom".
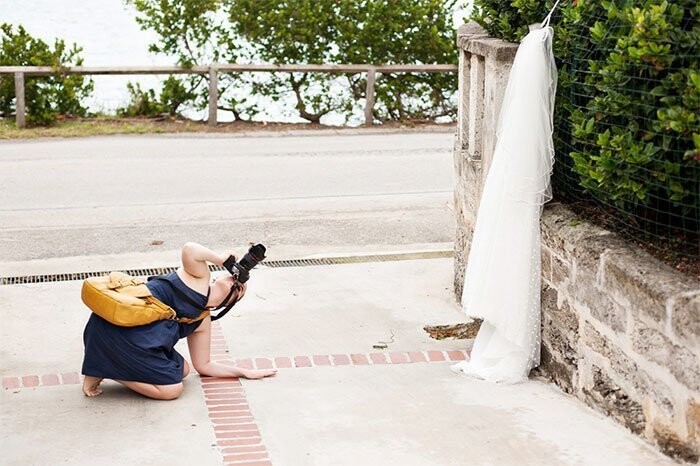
{"left": 0, "top": 129, "right": 455, "bottom": 264}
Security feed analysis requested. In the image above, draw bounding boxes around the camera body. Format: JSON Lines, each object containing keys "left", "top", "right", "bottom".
{"left": 223, "top": 244, "right": 266, "bottom": 283}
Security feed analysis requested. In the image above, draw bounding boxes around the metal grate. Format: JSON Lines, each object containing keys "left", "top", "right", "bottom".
{"left": 0, "top": 250, "right": 452, "bottom": 285}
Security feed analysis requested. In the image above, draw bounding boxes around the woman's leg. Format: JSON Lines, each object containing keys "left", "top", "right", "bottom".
{"left": 182, "top": 359, "right": 191, "bottom": 379}
{"left": 116, "top": 380, "right": 184, "bottom": 400}
{"left": 82, "top": 375, "right": 104, "bottom": 397}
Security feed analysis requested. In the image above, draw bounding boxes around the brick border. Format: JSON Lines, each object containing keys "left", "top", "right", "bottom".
{"left": 203, "top": 321, "right": 273, "bottom": 466}
{"left": 2, "top": 339, "right": 468, "bottom": 466}
{"left": 1, "top": 350, "right": 468, "bottom": 391}
{"left": 2, "top": 371, "right": 81, "bottom": 390}
{"left": 226, "top": 349, "right": 468, "bottom": 371}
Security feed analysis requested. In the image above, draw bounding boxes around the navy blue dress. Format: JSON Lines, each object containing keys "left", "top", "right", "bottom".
{"left": 82, "top": 272, "right": 208, "bottom": 385}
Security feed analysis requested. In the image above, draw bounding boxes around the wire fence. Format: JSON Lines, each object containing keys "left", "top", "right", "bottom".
{"left": 551, "top": 2, "right": 699, "bottom": 265}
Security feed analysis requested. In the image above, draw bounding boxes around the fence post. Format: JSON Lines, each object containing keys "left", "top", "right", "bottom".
{"left": 208, "top": 66, "right": 218, "bottom": 127}
{"left": 364, "top": 67, "right": 376, "bottom": 126}
{"left": 14, "top": 72, "right": 25, "bottom": 128}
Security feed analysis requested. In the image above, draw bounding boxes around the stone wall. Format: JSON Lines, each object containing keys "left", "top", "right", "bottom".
{"left": 453, "top": 22, "right": 700, "bottom": 463}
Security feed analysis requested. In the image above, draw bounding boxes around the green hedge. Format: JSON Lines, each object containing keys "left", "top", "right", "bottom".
{"left": 471, "top": 0, "right": 699, "bottom": 255}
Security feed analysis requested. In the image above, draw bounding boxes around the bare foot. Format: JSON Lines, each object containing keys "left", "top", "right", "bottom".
{"left": 82, "top": 375, "right": 104, "bottom": 397}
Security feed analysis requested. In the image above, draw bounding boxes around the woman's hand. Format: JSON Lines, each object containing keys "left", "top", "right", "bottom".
{"left": 239, "top": 368, "right": 277, "bottom": 379}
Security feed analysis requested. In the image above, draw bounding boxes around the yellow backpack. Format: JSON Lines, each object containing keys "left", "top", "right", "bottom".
{"left": 81, "top": 271, "right": 209, "bottom": 327}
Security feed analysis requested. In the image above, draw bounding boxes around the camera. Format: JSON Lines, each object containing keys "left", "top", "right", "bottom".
{"left": 223, "top": 244, "right": 266, "bottom": 283}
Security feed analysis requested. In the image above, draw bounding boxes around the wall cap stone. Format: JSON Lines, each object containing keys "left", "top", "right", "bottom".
{"left": 457, "top": 21, "right": 518, "bottom": 61}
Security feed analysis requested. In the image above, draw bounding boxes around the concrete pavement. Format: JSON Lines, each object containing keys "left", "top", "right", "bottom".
{"left": 0, "top": 130, "right": 675, "bottom": 465}
{"left": 1, "top": 250, "right": 674, "bottom": 466}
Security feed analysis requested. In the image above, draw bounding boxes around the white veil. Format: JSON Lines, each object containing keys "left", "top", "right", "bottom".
{"left": 452, "top": 24, "right": 558, "bottom": 383}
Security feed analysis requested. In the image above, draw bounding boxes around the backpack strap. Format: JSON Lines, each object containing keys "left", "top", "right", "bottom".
{"left": 148, "top": 275, "right": 211, "bottom": 323}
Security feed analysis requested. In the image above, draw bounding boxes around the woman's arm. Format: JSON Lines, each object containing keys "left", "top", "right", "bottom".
{"left": 181, "top": 242, "right": 230, "bottom": 279}
{"left": 187, "top": 317, "right": 277, "bottom": 380}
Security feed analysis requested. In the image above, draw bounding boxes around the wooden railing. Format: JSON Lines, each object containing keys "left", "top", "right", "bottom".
{"left": 0, "top": 64, "right": 458, "bottom": 128}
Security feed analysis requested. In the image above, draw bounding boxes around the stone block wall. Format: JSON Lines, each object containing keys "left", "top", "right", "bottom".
{"left": 453, "top": 22, "right": 700, "bottom": 462}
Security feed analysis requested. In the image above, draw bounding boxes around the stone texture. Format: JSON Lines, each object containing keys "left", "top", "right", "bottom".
{"left": 582, "top": 322, "right": 612, "bottom": 359}
{"left": 541, "top": 204, "right": 608, "bottom": 256}
{"left": 672, "top": 291, "right": 700, "bottom": 352}
{"left": 686, "top": 399, "right": 700, "bottom": 461}
{"left": 688, "top": 399, "right": 700, "bottom": 444}
{"left": 542, "top": 285, "right": 578, "bottom": 337}
{"left": 575, "top": 268, "right": 627, "bottom": 333}
{"left": 583, "top": 322, "right": 675, "bottom": 416}
{"left": 454, "top": 225, "right": 469, "bottom": 300}
{"left": 541, "top": 245, "right": 552, "bottom": 284}
{"left": 583, "top": 366, "right": 645, "bottom": 436}
{"left": 653, "top": 422, "right": 699, "bottom": 463}
{"left": 602, "top": 248, "right": 694, "bottom": 326}
{"left": 632, "top": 320, "right": 700, "bottom": 392}
{"left": 542, "top": 310, "right": 577, "bottom": 366}
{"left": 550, "top": 251, "right": 571, "bottom": 289}
{"left": 670, "top": 345, "right": 700, "bottom": 393}
{"left": 609, "top": 349, "right": 675, "bottom": 417}
{"left": 631, "top": 321, "right": 672, "bottom": 367}
{"left": 456, "top": 21, "right": 488, "bottom": 42}
{"left": 537, "top": 345, "right": 575, "bottom": 394}
{"left": 539, "top": 286, "right": 579, "bottom": 394}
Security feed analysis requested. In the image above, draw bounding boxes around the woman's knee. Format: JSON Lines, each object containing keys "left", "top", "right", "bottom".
{"left": 155, "top": 383, "right": 184, "bottom": 400}
{"left": 182, "top": 359, "right": 190, "bottom": 379}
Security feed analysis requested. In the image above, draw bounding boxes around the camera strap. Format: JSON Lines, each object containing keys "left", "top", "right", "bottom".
{"left": 210, "top": 283, "right": 240, "bottom": 321}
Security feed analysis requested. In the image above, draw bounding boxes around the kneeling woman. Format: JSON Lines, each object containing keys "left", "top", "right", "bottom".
{"left": 81, "top": 242, "right": 276, "bottom": 399}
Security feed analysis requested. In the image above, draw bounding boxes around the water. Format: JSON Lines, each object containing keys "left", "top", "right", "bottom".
{"left": 1, "top": 0, "right": 472, "bottom": 124}
{"left": 1, "top": 1, "right": 177, "bottom": 115}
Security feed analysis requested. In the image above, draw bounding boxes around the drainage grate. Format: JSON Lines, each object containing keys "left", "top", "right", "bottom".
{"left": 0, "top": 250, "right": 452, "bottom": 285}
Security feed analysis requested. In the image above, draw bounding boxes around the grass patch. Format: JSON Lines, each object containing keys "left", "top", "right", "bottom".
{"left": 0, "top": 116, "right": 454, "bottom": 139}
{"left": 1, "top": 116, "right": 232, "bottom": 139}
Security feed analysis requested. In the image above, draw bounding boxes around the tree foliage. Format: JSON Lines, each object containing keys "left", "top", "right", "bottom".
{"left": 125, "top": 0, "right": 260, "bottom": 120}
{"left": 127, "top": 0, "right": 459, "bottom": 123}
{"left": 0, "top": 23, "right": 93, "bottom": 126}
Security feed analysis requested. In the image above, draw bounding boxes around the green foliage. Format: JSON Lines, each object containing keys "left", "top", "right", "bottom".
{"left": 335, "top": 0, "right": 459, "bottom": 121}
{"left": 470, "top": 0, "right": 550, "bottom": 42}
{"left": 118, "top": 77, "right": 196, "bottom": 117}
{"left": 471, "top": 0, "right": 699, "bottom": 240}
{"left": 160, "top": 76, "right": 197, "bottom": 115}
{"left": 125, "top": 0, "right": 251, "bottom": 118}
{"left": 127, "top": 0, "right": 459, "bottom": 123}
{"left": 227, "top": 0, "right": 343, "bottom": 122}
{"left": 118, "top": 82, "right": 163, "bottom": 117}
{"left": 0, "top": 23, "right": 93, "bottom": 126}
{"left": 565, "top": 0, "right": 699, "bottom": 214}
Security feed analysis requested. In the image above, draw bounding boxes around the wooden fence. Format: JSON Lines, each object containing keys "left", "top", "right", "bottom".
{"left": 0, "top": 64, "right": 458, "bottom": 128}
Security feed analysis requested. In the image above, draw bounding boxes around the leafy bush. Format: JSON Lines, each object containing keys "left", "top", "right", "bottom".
{"left": 117, "top": 82, "right": 164, "bottom": 117}
{"left": 470, "top": 0, "right": 699, "bottom": 247}
{"left": 470, "top": 0, "right": 550, "bottom": 42}
{"left": 0, "top": 23, "right": 93, "bottom": 126}
{"left": 160, "top": 76, "right": 196, "bottom": 115}
{"left": 567, "top": 0, "right": 699, "bottom": 212}
{"left": 118, "top": 77, "right": 195, "bottom": 117}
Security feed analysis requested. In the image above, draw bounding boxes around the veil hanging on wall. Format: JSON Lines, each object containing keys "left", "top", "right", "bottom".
{"left": 451, "top": 20, "right": 558, "bottom": 383}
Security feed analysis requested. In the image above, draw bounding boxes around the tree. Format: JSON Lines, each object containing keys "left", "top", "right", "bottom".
{"left": 126, "top": 0, "right": 259, "bottom": 120}
{"left": 0, "top": 23, "right": 93, "bottom": 126}
{"left": 127, "top": 0, "right": 459, "bottom": 123}
{"left": 335, "top": 0, "right": 459, "bottom": 121}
